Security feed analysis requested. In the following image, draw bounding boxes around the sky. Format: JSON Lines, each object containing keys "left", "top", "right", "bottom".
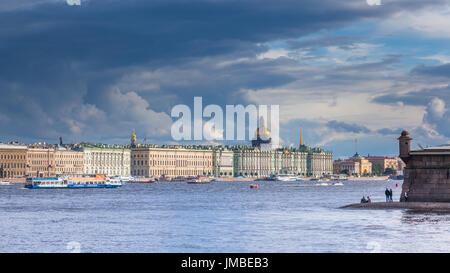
{"left": 0, "top": 0, "right": 449, "bottom": 159}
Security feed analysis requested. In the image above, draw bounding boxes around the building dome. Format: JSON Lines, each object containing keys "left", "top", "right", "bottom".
{"left": 401, "top": 130, "right": 409, "bottom": 137}
{"left": 254, "top": 117, "right": 271, "bottom": 140}
{"left": 252, "top": 117, "right": 272, "bottom": 148}
{"left": 255, "top": 126, "right": 271, "bottom": 140}
{"left": 131, "top": 129, "right": 137, "bottom": 147}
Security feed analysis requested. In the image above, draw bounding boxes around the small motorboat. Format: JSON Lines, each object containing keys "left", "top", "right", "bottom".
{"left": 187, "top": 176, "right": 211, "bottom": 184}
{"left": 128, "top": 178, "right": 157, "bottom": 184}
{"left": 0, "top": 181, "right": 11, "bottom": 186}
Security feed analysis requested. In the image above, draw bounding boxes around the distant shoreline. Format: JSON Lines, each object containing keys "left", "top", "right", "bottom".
{"left": 2, "top": 175, "right": 395, "bottom": 184}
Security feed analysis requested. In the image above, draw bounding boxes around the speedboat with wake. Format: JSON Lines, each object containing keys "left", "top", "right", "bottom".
{"left": 268, "top": 174, "right": 302, "bottom": 182}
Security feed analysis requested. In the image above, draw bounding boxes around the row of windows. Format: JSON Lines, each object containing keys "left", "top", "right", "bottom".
{"left": 133, "top": 160, "right": 213, "bottom": 167}
{"left": 55, "top": 161, "right": 83, "bottom": 165}
{"left": 133, "top": 153, "right": 213, "bottom": 159}
{"left": 0, "top": 163, "right": 26, "bottom": 169}
{"left": 0, "top": 154, "right": 26, "bottom": 160}
{"left": 86, "top": 153, "right": 128, "bottom": 158}
{"left": 28, "top": 153, "right": 53, "bottom": 159}
{"left": 29, "top": 167, "right": 51, "bottom": 172}
{"left": 55, "top": 155, "right": 83, "bottom": 159}
{"left": 0, "top": 171, "right": 25, "bottom": 177}
{"left": 85, "top": 161, "right": 129, "bottom": 165}
{"left": 29, "top": 161, "right": 51, "bottom": 165}
{"left": 56, "top": 168, "right": 82, "bottom": 172}
{"left": 133, "top": 169, "right": 213, "bottom": 176}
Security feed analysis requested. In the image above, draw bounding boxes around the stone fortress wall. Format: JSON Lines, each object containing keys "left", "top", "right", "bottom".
{"left": 399, "top": 131, "right": 450, "bottom": 202}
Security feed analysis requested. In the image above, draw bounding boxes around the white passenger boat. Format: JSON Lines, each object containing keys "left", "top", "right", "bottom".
{"left": 25, "top": 175, "right": 123, "bottom": 189}
{"left": 0, "top": 181, "right": 11, "bottom": 186}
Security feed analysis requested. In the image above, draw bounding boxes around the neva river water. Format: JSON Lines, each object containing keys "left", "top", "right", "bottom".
{"left": 0, "top": 180, "right": 449, "bottom": 253}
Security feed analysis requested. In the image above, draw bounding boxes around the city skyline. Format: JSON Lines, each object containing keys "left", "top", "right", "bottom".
{"left": 0, "top": 0, "right": 449, "bottom": 159}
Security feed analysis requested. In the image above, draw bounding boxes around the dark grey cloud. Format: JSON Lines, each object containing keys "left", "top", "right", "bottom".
{"left": 376, "top": 128, "right": 403, "bottom": 136}
{"left": 325, "top": 120, "right": 371, "bottom": 134}
{"left": 372, "top": 85, "right": 450, "bottom": 106}
{"left": 286, "top": 35, "right": 360, "bottom": 50}
{"left": 411, "top": 63, "right": 450, "bottom": 78}
{"left": 0, "top": 0, "right": 448, "bottom": 144}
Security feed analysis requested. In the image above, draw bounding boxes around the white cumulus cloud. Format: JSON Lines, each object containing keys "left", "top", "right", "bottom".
{"left": 66, "top": 0, "right": 81, "bottom": 6}
{"left": 366, "top": 0, "right": 382, "bottom": 6}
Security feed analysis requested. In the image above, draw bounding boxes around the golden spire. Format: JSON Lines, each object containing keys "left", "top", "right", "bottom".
{"left": 300, "top": 128, "right": 303, "bottom": 147}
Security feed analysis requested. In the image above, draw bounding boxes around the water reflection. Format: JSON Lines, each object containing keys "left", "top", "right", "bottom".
{"left": 1, "top": 180, "right": 449, "bottom": 252}
{"left": 401, "top": 210, "right": 450, "bottom": 224}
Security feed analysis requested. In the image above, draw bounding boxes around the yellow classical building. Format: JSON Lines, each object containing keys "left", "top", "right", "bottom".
{"left": 349, "top": 153, "right": 372, "bottom": 175}
{"left": 131, "top": 147, "right": 214, "bottom": 178}
{"left": 54, "top": 147, "right": 84, "bottom": 176}
{"left": 0, "top": 144, "right": 28, "bottom": 178}
{"left": 366, "top": 156, "right": 399, "bottom": 172}
{"left": 26, "top": 147, "right": 55, "bottom": 177}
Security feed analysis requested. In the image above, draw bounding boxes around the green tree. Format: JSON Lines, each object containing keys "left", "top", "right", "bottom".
{"left": 372, "top": 164, "right": 383, "bottom": 176}
{"left": 383, "top": 168, "right": 396, "bottom": 176}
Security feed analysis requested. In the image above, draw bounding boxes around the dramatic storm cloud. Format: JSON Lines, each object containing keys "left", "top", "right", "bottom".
{"left": 0, "top": 0, "right": 449, "bottom": 157}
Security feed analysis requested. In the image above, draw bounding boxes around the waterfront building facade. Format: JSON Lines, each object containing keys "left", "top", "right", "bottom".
{"left": 26, "top": 147, "right": 56, "bottom": 178}
{"left": 213, "top": 149, "right": 234, "bottom": 177}
{"left": 233, "top": 147, "right": 318, "bottom": 177}
{"left": 307, "top": 150, "right": 333, "bottom": 177}
{"left": 235, "top": 124, "right": 332, "bottom": 177}
{"left": 0, "top": 144, "right": 28, "bottom": 178}
{"left": 366, "top": 156, "right": 399, "bottom": 172}
{"left": 233, "top": 148, "right": 278, "bottom": 177}
{"left": 131, "top": 146, "right": 214, "bottom": 178}
{"left": 54, "top": 147, "right": 84, "bottom": 176}
{"left": 348, "top": 153, "right": 372, "bottom": 175}
{"left": 78, "top": 145, "right": 131, "bottom": 177}
{"left": 333, "top": 159, "right": 360, "bottom": 175}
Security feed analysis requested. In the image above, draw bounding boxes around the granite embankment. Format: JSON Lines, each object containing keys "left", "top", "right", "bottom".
{"left": 1, "top": 178, "right": 26, "bottom": 183}
{"left": 340, "top": 202, "right": 450, "bottom": 211}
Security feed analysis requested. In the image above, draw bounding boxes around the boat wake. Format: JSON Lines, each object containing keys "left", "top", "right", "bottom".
{"left": 285, "top": 182, "right": 344, "bottom": 187}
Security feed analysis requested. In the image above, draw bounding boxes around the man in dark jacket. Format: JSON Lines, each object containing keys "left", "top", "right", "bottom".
{"left": 385, "top": 188, "right": 390, "bottom": 202}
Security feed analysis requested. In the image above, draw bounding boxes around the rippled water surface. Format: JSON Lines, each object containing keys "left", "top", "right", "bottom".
{"left": 0, "top": 180, "right": 449, "bottom": 252}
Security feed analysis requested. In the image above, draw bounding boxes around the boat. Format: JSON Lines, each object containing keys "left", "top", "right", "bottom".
{"left": 24, "top": 175, "right": 123, "bottom": 189}
{"left": 112, "top": 176, "right": 135, "bottom": 183}
{"left": 171, "top": 176, "right": 189, "bottom": 182}
{"left": 25, "top": 177, "right": 67, "bottom": 189}
{"left": 269, "top": 174, "right": 300, "bottom": 182}
{"left": 0, "top": 181, "right": 11, "bottom": 185}
{"left": 128, "top": 177, "right": 158, "bottom": 183}
{"left": 318, "top": 178, "right": 331, "bottom": 182}
{"left": 187, "top": 176, "right": 212, "bottom": 184}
